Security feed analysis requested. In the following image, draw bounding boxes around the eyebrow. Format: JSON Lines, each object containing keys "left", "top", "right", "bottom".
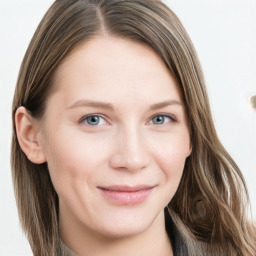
{"left": 67, "top": 99, "right": 114, "bottom": 110}
{"left": 150, "top": 99, "right": 183, "bottom": 110}
{"left": 67, "top": 99, "right": 183, "bottom": 111}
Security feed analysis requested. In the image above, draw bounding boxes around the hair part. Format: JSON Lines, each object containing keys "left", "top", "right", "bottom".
{"left": 11, "top": 0, "right": 256, "bottom": 255}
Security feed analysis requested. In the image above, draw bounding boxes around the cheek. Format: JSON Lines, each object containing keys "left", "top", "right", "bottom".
{"left": 151, "top": 132, "right": 190, "bottom": 182}
{"left": 41, "top": 130, "right": 109, "bottom": 194}
{"left": 160, "top": 150, "right": 187, "bottom": 185}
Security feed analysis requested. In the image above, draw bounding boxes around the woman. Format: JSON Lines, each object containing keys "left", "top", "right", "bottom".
{"left": 11, "top": 0, "right": 256, "bottom": 255}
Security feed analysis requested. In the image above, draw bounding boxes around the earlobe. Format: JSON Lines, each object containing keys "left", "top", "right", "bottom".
{"left": 15, "top": 106, "right": 46, "bottom": 164}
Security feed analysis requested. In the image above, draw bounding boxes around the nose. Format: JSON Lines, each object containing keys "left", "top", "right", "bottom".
{"left": 109, "top": 125, "right": 150, "bottom": 172}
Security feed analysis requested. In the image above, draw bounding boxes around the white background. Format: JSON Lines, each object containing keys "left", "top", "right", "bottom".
{"left": 0, "top": 0, "right": 255, "bottom": 255}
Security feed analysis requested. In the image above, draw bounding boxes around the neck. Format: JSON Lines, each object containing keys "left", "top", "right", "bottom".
{"left": 60, "top": 209, "right": 173, "bottom": 256}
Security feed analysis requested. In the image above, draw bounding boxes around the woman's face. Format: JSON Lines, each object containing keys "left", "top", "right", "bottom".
{"left": 37, "top": 36, "right": 191, "bottom": 239}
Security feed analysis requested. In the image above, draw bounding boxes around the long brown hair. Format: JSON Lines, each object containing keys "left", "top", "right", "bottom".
{"left": 11, "top": 0, "right": 256, "bottom": 255}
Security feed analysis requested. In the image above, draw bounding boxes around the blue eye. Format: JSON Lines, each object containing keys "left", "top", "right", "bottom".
{"left": 81, "top": 115, "right": 106, "bottom": 126}
{"left": 151, "top": 114, "right": 176, "bottom": 125}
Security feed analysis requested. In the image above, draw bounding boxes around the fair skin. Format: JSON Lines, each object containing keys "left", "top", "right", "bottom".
{"left": 16, "top": 36, "right": 191, "bottom": 256}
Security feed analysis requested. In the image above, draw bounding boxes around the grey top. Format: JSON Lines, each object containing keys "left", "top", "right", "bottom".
{"left": 60, "top": 241, "right": 77, "bottom": 256}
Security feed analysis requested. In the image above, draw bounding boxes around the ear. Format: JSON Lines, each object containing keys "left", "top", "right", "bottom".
{"left": 15, "top": 106, "right": 46, "bottom": 164}
{"left": 188, "top": 143, "right": 192, "bottom": 157}
{"left": 186, "top": 140, "right": 193, "bottom": 158}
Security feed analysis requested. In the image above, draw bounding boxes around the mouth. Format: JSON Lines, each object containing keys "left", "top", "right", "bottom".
{"left": 97, "top": 185, "right": 156, "bottom": 205}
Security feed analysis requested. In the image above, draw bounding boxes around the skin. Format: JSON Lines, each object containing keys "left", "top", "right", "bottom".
{"left": 16, "top": 36, "right": 192, "bottom": 256}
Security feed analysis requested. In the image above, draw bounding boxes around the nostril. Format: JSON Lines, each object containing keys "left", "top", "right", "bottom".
{"left": 109, "top": 152, "right": 150, "bottom": 172}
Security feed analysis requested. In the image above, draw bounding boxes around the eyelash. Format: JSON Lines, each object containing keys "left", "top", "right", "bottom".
{"left": 78, "top": 114, "right": 108, "bottom": 126}
{"left": 148, "top": 114, "right": 177, "bottom": 125}
{"left": 78, "top": 113, "right": 177, "bottom": 127}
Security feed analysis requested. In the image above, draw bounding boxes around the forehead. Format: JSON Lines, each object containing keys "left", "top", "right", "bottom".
{"left": 52, "top": 36, "right": 182, "bottom": 107}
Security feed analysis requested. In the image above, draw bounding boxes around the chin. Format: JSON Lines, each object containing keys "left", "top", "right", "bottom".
{"left": 91, "top": 209, "right": 163, "bottom": 239}
{"left": 98, "top": 222, "right": 150, "bottom": 239}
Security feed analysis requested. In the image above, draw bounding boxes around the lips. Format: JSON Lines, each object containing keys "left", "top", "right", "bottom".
{"left": 99, "top": 185, "right": 154, "bottom": 192}
{"left": 97, "top": 185, "right": 156, "bottom": 205}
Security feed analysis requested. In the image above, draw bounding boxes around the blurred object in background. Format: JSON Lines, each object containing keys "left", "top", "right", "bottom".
{"left": 249, "top": 94, "right": 256, "bottom": 110}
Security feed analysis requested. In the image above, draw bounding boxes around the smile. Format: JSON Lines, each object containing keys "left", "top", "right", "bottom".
{"left": 97, "top": 185, "right": 156, "bottom": 205}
